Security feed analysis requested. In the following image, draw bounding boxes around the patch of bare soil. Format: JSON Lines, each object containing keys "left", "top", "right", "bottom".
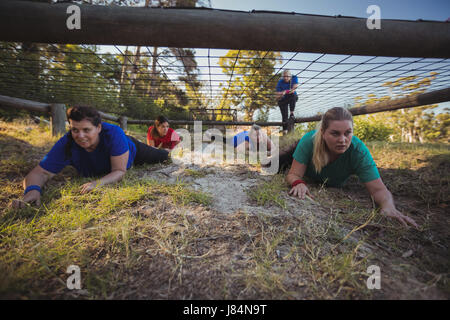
{"left": 104, "top": 158, "right": 449, "bottom": 299}
{"left": 2, "top": 121, "right": 448, "bottom": 299}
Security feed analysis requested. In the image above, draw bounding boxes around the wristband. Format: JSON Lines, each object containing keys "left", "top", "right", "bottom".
{"left": 291, "top": 179, "right": 306, "bottom": 187}
{"left": 24, "top": 185, "right": 42, "bottom": 195}
{"left": 285, "top": 90, "right": 290, "bottom": 94}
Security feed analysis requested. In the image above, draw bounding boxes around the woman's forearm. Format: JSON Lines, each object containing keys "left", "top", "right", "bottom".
{"left": 364, "top": 179, "right": 418, "bottom": 228}
{"left": 371, "top": 187, "right": 395, "bottom": 210}
{"left": 96, "top": 170, "right": 127, "bottom": 187}
{"left": 276, "top": 91, "right": 284, "bottom": 100}
{"left": 80, "top": 170, "right": 127, "bottom": 194}
{"left": 23, "top": 166, "right": 53, "bottom": 189}
{"left": 286, "top": 160, "right": 308, "bottom": 186}
{"left": 286, "top": 172, "right": 303, "bottom": 186}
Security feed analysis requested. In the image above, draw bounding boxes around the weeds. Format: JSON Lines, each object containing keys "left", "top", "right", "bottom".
{"left": 0, "top": 120, "right": 448, "bottom": 299}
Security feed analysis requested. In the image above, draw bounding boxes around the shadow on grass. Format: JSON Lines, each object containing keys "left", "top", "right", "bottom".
{"left": 0, "top": 131, "right": 78, "bottom": 221}
{"left": 318, "top": 154, "right": 449, "bottom": 298}
{"left": 0, "top": 133, "right": 44, "bottom": 179}
{"left": 340, "top": 153, "right": 450, "bottom": 208}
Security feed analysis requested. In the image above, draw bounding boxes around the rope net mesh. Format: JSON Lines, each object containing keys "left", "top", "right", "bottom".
{"left": 0, "top": 42, "right": 449, "bottom": 121}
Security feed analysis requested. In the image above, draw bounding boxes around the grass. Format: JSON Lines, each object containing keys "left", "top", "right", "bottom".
{"left": 247, "top": 174, "right": 289, "bottom": 209}
{"left": 0, "top": 172, "right": 211, "bottom": 298}
{"left": 0, "top": 119, "right": 449, "bottom": 299}
{"left": 183, "top": 168, "right": 209, "bottom": 178}
{"left": 367, "top": 141, "right": 450, "bottom": 206}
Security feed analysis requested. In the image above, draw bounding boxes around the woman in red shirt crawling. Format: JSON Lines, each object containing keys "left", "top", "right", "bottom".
{"left": 147, "top": 115, "right": 181, "bottom": 152}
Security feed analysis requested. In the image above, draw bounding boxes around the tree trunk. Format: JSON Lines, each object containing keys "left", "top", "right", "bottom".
{"left": 119, "top": 45, "right": 129, "bottom": 91}
{"left": 130, "top": 46, "right": 141, "bottom": 91}
{"left": 151, "top": 46, "right": 159, "bottom": 98}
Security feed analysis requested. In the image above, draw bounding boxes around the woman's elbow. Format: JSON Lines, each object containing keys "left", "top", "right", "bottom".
{"left": 114, "top": 169, "right": 127, "bottom": 180}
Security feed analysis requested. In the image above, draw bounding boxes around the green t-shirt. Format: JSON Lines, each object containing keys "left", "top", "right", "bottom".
{"left": 292, "top": 130, "right": 380, "bottom": 187}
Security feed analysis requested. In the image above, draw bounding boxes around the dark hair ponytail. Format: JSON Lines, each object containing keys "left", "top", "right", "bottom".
{"left": 150, "top": 115, "right": 169, "bottom": 139}
{"left": 66, "top": 105, "right": 101, "bottom": 126}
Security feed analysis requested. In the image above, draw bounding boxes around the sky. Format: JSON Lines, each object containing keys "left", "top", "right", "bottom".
{"left": 210, "top": 0, "right": 450, "bottom": 116}
{"left": 209, "top": 0, "right": 450, "bottom": 21}
{"left": 104, "top": 0, "right": 450, "bottom": 118}
{"left": 204, "top": 0, "right": 450, "bottom": 118}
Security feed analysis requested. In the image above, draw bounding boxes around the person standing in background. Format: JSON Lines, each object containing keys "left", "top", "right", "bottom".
{"left": 276, "top": 69, "right": 299, "bottom": 135}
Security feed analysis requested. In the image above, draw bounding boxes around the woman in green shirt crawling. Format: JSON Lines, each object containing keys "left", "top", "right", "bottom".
{"left": 286, "top": 107, "right": 418, "bottom": 228}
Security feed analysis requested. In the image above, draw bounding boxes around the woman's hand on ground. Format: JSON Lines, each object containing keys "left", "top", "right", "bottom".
{"left": 288, "top": 183, "right": 313, "bottom": 200}
{"left": 10, "top": 190, "right": 41, "bottom": 208}
{"left": 80, "top": 181, "right": 99, "bottom": 194}
{"left": 380, "top": 206, "right": 419, "bottom": 229}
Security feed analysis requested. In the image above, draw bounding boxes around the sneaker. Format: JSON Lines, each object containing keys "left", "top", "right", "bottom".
{"left": 289, "top": 114, "right": 295, "bottom": 120}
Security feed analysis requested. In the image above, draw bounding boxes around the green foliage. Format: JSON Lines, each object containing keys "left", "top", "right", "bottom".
{"left": 218, "top": 50, "right": 282, "bottom": 121}
{"left": 353, "top": 115, "right": 393, "bottom": 142}
{"left": 0, "top": 41, "right": 200, "bottom": 122}
{"left": 353, "top": 73, "right": 448, "bottom": 144}
{"left": 295, "top": 122, "right": 317, "bottom": 137}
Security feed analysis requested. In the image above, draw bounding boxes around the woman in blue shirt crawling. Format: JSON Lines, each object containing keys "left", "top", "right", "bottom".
{"left": 12, "top": 106, "right": 168, "bottom": 208}
{"left": 285, "top": 107, "right": 418, "bottom": 228}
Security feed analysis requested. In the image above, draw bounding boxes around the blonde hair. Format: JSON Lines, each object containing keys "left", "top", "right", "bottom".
{"left": 312, "top": 107, "right": 353, "bottom": 173}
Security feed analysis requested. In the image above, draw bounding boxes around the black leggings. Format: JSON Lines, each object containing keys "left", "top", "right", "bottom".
{"left": 127, "top": 136, "right": 169, "bottom": 166}
{"left": 278, "top": 94, "right": 298, "bottom": 131}
{"left": 261, "top": 138, "right": 299, "bottom": 173}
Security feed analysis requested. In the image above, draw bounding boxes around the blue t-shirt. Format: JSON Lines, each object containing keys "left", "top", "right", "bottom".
{"left": 292, "top": 130, "right": 380, "bottom": 187}
{"left": 232, "top": 131, "right": 250, "bottom": 148}
{"left": 40, "top": 122, "right": 136, "bottom": 177}
{"left": 276, "top": 75, "right": 298, "bottom": 95}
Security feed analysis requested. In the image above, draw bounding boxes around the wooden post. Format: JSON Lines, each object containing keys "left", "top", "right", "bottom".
{"left": 287, "top": 117, "right": 295, "bottom": 133}
{"left": 119, "top": 116, "right": 128, "bottom": 131}
{"left": 50, "top": 103, "right": 66, "bottom": 136}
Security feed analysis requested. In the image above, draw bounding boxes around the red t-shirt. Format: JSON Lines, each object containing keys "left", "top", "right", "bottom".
{"left": 147, "top": 126, "right": 180, "bottom": 150}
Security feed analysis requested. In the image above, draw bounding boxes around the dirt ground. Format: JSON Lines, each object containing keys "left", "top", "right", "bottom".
{"left": 0, "top": 120, "right": 448, "bottom": 299}
{"left": 89, "top": 135, "right": 448, "bottom": 299}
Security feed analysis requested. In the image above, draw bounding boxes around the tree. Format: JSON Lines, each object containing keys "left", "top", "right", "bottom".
{"left": 218, "top": 50, "right": 281, "bottom": 121}
{"left": 353, "top": 73, "right": 448, "bottom": 143}
{"left": 1, "top": 0, "right": 211, "bottom": 121}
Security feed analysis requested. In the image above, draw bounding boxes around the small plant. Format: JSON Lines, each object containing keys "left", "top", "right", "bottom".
{"left": 183, "top": 168, "right": 207, "bottom": 178}
{"left": 247, "top": 174, "right": 288, "bottom": 209}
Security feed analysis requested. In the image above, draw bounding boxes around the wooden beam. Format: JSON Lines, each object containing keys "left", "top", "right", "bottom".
{"left": 0, "top": 1, "right": 449, "bottom": 58}
{"left": 296, "top": 87, "right": 450, "bottom": 123}
{"left": 98, "top": 111, "right": 119, "bottom": 122}
{"left": 0, "top": 94, "right": 49, "bottom": 113}
{"left": 127, "top": 119, "right": 284, "bottom": 126}
{"left": 350, "top": 87, "right": 450, "bottom": 116}
{"left": 1, "top": 87, "right": 448, "bottom": 129}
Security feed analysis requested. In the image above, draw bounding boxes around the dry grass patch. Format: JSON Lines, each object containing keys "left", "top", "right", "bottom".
{"left": 0, "top": 120, "right": 448, "bottom": 299}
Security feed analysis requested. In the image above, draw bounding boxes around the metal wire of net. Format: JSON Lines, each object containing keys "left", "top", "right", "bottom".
{"left": 0, "top": 42, "right": 449, "bottom": 121}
